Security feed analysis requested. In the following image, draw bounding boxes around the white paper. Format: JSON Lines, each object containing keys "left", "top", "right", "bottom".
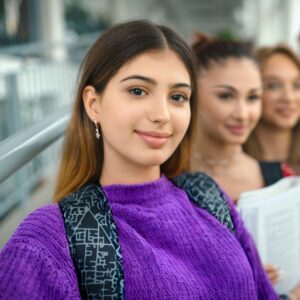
{"left": 237, "top": 176, "right": 300, "bottom": 294}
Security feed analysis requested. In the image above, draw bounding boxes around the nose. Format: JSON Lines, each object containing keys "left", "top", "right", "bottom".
{"left": 148, "top": 97, "right": 170, "bottom": 125}
{"left": 282, "top": 85, "right": 295, "bottom": 103}
{"left": 232, "top": 101, "right": 248, "bottom": 120}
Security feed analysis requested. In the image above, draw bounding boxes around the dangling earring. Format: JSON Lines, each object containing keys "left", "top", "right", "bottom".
{"left": 93, "top": 118, "right": 101, "bottom": 139}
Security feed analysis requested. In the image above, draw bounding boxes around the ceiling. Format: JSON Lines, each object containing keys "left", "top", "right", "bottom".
{"left": 111, "top": 0, "right": 253, "bottom": 40}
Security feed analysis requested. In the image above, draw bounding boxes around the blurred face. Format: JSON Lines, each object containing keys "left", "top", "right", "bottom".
{"left": 93, "top": 49, "right": 192, "bottom": 173}
{"left": 261, "top": 53, "right": 300, "bottom": 129}
{"left": 197, "top": 58, "right": 262, "bottom": 145}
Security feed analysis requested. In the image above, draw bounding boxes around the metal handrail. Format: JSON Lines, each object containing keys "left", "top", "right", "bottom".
{"left": 0, "top": 108, "right": 70, "bottom": 184}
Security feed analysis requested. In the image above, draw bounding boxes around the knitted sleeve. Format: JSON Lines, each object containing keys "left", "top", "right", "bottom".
{"left": 221, "top": 190, "right": 280, "bottom": 300}
{"left": 0, "top": 204, "right": 81, "bottom": 300}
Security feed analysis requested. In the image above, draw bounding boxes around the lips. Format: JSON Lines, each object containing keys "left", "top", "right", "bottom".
{"left": 226, "top": 125, "right": 247, "bottom": 135}
{"left": 135, "top": 130, "right": 172, "bottom": 148}
{"left": 275, "top": 107, "right": 297, "bottom": 118}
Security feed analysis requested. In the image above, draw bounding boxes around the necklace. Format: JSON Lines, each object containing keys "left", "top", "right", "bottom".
{"left": 192, "top": 149, "right": 242, "bottom": 176}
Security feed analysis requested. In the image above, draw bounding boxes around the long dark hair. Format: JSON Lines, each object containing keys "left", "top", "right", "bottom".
{"left": 54, "top": 20, "right": 198, "bottom": 201}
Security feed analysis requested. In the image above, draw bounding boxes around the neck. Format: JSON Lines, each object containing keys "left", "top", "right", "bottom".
{"left": 100, "top": 156, "right": 160, "bottom": 187}
{"left": 255, "top": 123, "right": 292, "bottom": 161}
{"left": 193, "top": 133, "right": 243, "bottom": 176}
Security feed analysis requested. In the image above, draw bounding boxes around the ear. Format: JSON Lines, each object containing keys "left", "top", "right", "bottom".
{"left": 82, "top": 85, "right": 101, "bottom": 122}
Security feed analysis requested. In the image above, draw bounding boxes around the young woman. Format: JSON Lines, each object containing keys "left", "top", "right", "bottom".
{"left": 191, "top": 34, "right": 296, "bottom": 201}
{"left": 0, "top": 21, "right": 280, "bottom": 299}
{"left": 244, "top": 45, "right": 300, "bottom": 174}
{"left": 190, "top": 34, "right": 300, "bottom": 297}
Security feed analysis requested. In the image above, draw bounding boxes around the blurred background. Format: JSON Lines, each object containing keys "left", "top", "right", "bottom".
{"left": 0, "top": 0, "right": 300, "bottom": 248}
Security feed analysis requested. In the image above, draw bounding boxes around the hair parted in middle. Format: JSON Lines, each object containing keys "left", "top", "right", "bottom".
{"left": 53, "top": 19, "right": 198, "bottom": 202}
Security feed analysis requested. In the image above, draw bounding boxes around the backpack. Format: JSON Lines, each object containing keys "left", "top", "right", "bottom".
{"left": 59, "top": 172, "right": 235, "bottom": 300}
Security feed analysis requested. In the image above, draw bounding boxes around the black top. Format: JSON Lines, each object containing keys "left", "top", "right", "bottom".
{"left": 259, "top": 162, "right": 284, "bottom": 187}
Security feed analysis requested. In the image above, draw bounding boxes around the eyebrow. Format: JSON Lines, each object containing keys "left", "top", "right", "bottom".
{"left": 263, "top": 76, "right": 281, "bottom": 81}
{"left": 120, "top": 75, "right": 192, "bottom": 90}
{"left": 264, "top": 75, "right": 300, "bottom": 81}
{"left": 214, "top": 84, "right": 262, "bottom": 93}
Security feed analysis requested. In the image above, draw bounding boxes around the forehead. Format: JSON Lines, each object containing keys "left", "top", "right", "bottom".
{"left": 112, "top": 49, "right": 191, "bottom": 83}
{"left": 199, "top": 58, "right": 260, "bottom": 88}
{"left": 263, "top": 53, "right": 300, "bottom": 76}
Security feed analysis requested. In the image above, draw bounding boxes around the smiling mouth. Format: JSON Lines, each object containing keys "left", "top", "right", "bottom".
{"left": 226, "top": 125, "right": 248, "bottom": 135}
{"left": 275, "top": 108, "right": 297, "bottom": 117}
{"left": 135, "top": 130, "right": 172, "bottom": 148}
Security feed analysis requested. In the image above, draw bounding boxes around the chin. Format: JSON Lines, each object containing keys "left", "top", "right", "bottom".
{"left": 222, "top": 133, "right": 247, "bottom": 145}
{"left": 225, "top": 136, "right": 247, "bottom": 146}
{"left": 140, "top": 155, "right": 170, "bottom": 167}
{"left": 269, "top": 114, "right": 299, "bottom": 128}
{"left": 275, "top": 120, "right": 298, "bottom": 130}
{"left": 142, "top": 147, "right": 175, "bottom": 163}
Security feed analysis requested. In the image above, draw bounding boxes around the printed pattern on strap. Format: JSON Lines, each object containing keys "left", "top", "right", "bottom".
{"left": 59, "top": 184, "right": 124, "bottom": 300}
{"left": 172, "top": 172, "right": 235, "bottom": 234}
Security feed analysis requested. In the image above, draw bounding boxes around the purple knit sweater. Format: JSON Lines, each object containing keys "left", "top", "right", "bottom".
{"left": 0, "top": 176, "right": 278, "bottom": 299}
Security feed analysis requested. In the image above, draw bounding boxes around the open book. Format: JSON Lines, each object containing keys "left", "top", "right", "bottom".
{"left": 237, "top": 176, "right": 300, "bottom": 295}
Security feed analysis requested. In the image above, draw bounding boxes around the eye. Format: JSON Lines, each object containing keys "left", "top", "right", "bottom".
{"left": 293, "top": 82, "right": 300, "bottom": 90}
{"left": 128, "top": 87, "right": 147, "bottom": 96}
{"left": 264, "top": 82, "right": 281, "bottom": 90}
{"left": 217, "top": 92, "right": 233, "bottom": 101}
{"left": 171, "top": 93, "right": 189, "bottom": 103}
{"left": 248, "top": 94, "right": 260, "bottom": 102}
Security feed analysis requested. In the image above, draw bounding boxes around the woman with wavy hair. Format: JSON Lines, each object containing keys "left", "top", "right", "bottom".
{"left": 244, "top": 44, "right": 300, "bottom": 175}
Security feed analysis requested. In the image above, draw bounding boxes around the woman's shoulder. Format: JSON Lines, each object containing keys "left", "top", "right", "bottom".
{"left": 15, "top": 203, "right": 63, "bottom": 232}
{"left": 3, "top": 203, "right": 67, "bottom": 253}
{"left": 24, "top": 202, "right": 62, "bottom": 222}
{"left": 173, "top": 172, "right": 236, "bottom": 234}
{"left": 0, "top": 203, "right": 81, "bottom": 299}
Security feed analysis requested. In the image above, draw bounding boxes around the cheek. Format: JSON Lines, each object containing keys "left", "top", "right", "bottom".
{"left": 210, "top": 107, "right": 228, "bottom": 123}
{"left": 100, "top": 99, "right": 138, "bottom": 126}
{"left": 262, "top": 95, "right": 278, "bottom": 114}
{"left": 199, "top": 109, "right": 223, "bottom": 131}
{"left": 100, "top": 109, "right": 131, "bottom": 140}
{"left": 250, "top": 101, "right": 262, "bottom": 119}
{"left": 174, "top": 107, "right": 191, "bottom": 134}
{"left": 262, "top": 92, "right": 278, "bottom": 109}
{"left": 296, "top": 92, "right": 300, "bottom": 104}
{"left": 199, "top": 100, "right": 222, "bottom": 122}
{"left": 249, "top": 106, "right": 262, "bottom": 123}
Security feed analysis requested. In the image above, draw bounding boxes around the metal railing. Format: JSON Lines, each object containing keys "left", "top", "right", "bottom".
{"left": 0, "top": 108, "right": 70, "bottom": 183}
{"left": 0, "top": 109, "right": 70, "bottom": 219}
{"left": 0, "top": 62, "right": 78, "bottom": 141}
{"left": 0, "top": 62, "right": 77, "bottom": 219}
{"left": 0, "top": 32, "right": 98, "bottom": 219}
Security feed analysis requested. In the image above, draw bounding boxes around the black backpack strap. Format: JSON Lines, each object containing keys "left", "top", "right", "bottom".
{"left": 172, "top": 172, "right": 235, "bottom": 234}
{"left": 59, "top": 173, "right": 235, "bottom": 299}
{"left": 59, "top": 184, "right": 124, "bottom": 300}
{"left": 259, "top": 161, "right": 283, "bottom": 187}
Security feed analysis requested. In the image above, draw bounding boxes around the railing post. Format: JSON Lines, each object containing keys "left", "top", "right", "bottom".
{"left": 5, "top": 74, "right": 22, "bottom": 135}
{"left": 5, "top": 74, "right": 29, "bottom": 208}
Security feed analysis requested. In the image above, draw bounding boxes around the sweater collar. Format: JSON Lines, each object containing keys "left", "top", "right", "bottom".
{"left": 102, "top": 175, "right": 172, "bottom": 205}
